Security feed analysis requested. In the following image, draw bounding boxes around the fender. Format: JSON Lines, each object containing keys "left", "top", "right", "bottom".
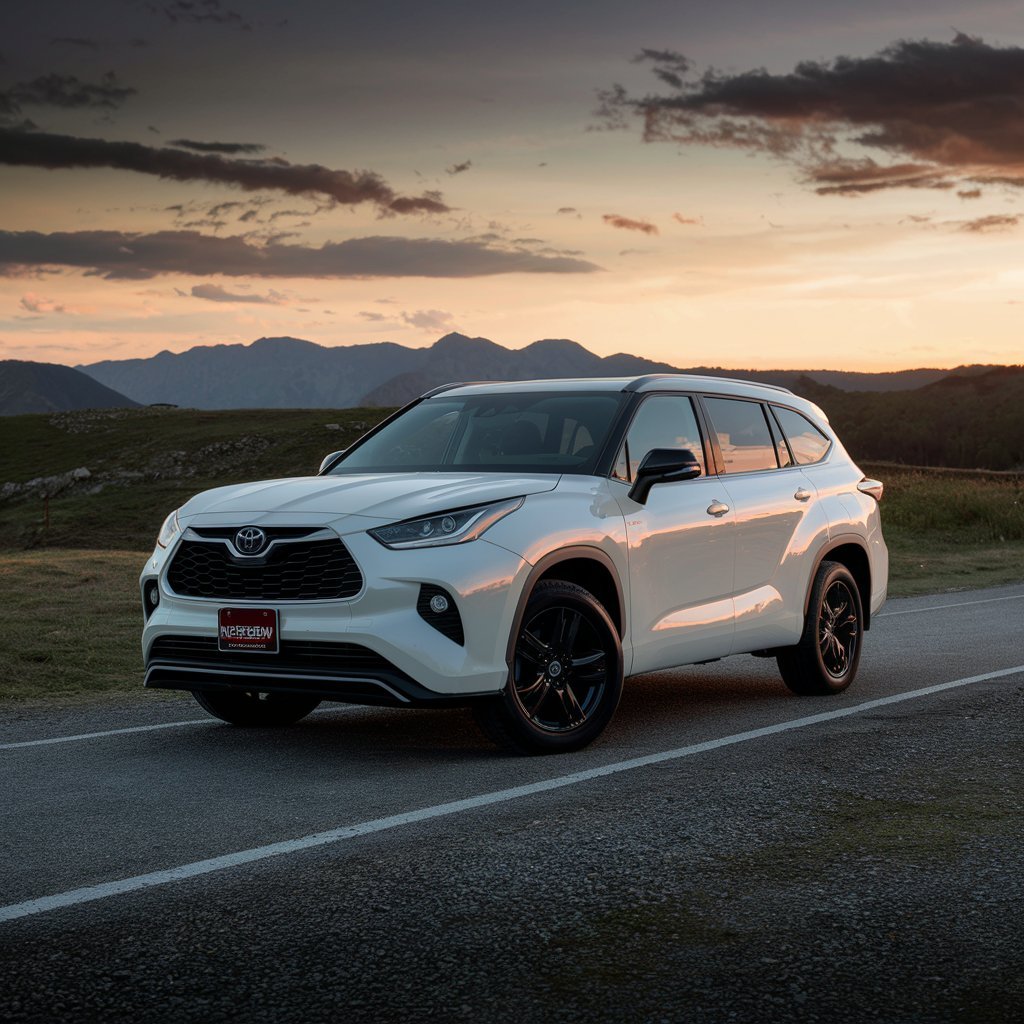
{"left": 802, "top": 532, "right": 873, "bottom": 629}
{"left": 504, "top": 545, "right": 626, "bottom": 672}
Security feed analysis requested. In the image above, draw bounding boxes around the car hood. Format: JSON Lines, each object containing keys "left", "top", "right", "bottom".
{"left": 179, "top": 472, "right": 560, "bottom": 521}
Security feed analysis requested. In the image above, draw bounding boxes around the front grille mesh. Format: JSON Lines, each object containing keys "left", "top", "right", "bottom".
{"left": 167, "top": 539, "right": 362, "bottom": 601}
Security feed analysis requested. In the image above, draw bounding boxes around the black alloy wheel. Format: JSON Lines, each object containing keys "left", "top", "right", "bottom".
{"left": 193, "top": 689, "right": 321, "bottom": 726}
{"left": 474, "top": 580, "right": 623, "bottom": 754}
{"left": 777, "top": 560, "right": 863, "bottom": 696}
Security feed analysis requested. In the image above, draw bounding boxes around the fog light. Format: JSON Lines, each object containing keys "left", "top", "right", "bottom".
{"left": 147, "top": 582, "right": 160, "bottom": 608}
{"left": 429, "top": 593, "right": 449, "bottom": 614}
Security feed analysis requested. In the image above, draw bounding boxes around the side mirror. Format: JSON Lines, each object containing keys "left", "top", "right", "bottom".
{"left": 318, "top": 449, "right": 346, "bottom": 474}
{"left": 628, "top": 448, "right": 702, "bottom": 504}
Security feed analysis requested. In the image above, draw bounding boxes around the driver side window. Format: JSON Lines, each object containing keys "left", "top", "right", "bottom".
{"left": 612, "top": 395, "right": 706, "bottom": 483}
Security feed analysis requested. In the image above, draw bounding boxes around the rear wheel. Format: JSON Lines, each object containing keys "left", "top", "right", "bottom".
{"left": 193, "top": 690, "right": 321, "bottom": 726}
{"left": 474, "top": 580, "right": 623, "bottom": 754}
{"left": 777, "top": 560, "right": 863, "bottom": 695}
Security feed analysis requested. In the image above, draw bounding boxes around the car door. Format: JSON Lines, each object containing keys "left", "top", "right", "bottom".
{"left": 700, "top": 395, "right": 830, "bottom": 654}
{"left": 610, "top": 393, "right": 737, "bottom": 673}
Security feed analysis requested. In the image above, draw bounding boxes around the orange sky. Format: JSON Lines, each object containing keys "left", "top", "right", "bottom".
{"left": 2, "top": 1, "right": 1024, "bottom": 371}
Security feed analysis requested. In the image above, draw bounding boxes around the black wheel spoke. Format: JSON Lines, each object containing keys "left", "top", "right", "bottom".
{"left": 523, "top": 679, "right": 551, "bottom": 716}
{"left": 561, "top": 609, "right": 582, "bottom": 649}
{"left": 519, "top": 629, "right": 551, "bottom": 663}
{"left": 571, "top": 650, "right": 604, "bottom": 668}
{"left": 558, "top": 683, "right": 586, "bottom": 726}
{"left": 517, "top": 670, "right": 547, "bottom": 698}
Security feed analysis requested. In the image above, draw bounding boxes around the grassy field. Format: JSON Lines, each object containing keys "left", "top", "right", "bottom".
{"left": 860, "top": 462, "right": 1024, "bottom": 596}
{"left": 0, "top": 549, "right": 147, "bottom": 701}
{"left": 0, "top": 409, "right": 1021, "bottom": 700}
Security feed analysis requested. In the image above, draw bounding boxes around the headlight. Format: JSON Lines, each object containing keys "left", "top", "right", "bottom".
{"left": 156, "top": 509, "right": 181, "bottom": 548}
{"left": 369, "top": 497, "right": 523, "bottom": 549}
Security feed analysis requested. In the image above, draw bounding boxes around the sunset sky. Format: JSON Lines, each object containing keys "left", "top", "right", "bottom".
{"left": 2, "top": 0, "right": 1024, "bottom": 371}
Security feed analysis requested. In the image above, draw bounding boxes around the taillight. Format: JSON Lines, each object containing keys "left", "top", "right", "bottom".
{"left": 857, "top": 478, "right": 884, "bottom": 502}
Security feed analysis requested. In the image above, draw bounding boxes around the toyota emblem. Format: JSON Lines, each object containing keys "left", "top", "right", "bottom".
{"left": 235, "top": 526, "right": 267, "bottom": 554}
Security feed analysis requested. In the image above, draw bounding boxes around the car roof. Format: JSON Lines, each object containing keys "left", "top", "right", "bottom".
{"left": 422, "top": 375, "right": 830, "bottom": 424}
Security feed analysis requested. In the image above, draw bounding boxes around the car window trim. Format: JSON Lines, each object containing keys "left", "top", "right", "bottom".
{"left": 768, "top": 402, "right": 834, "bottom": 467}
{"left": 604, "top": 391, "right": 714, "bottom": 484}
{"left": 696, "top": 393, "right": 802, "bottom": 477}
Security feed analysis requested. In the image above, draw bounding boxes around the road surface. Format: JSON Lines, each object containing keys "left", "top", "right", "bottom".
{"left": 2, "top": 583, "right": 1022, "bottom": 1023}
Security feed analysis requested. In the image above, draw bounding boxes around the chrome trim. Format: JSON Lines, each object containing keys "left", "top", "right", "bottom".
{"left": 181, "top": 527, "right": 337, "bottom": 559}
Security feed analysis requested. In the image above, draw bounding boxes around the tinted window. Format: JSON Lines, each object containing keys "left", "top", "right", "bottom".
{"left": 331, "top": 392, "right": 625, "bottom": 474}
{"left": 767, "top": 409, "right": 793, "bottom": 468}
{"left": 703, "top": 397, "right": 778, "bottom": 473}
{"left": 773, "top": 406, "right": 831, "bottom": 465}
{"left": 612, "top": 395, "right": 705, "bottom": 483}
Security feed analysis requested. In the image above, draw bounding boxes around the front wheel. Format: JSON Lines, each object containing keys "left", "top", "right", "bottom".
{"left": 193, "top": 689, "right": 321, "bottom": 726}
{"left": 777, "top": 560, "right": 863, "bottom": 695}
{"left": 473, "top": 580, "right": 623, "bottom": 754}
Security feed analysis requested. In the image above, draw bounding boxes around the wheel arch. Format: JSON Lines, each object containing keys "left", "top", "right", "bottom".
{"left": 504, "top": 546, "right": 626, "bottom": 670}
{"left": 805, "top": 535, "right": 873, "bottom": 629}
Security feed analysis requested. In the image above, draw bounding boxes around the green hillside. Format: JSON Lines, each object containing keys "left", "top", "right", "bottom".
{"left": 0, "top": 406, "right": 380, "bottom": 550}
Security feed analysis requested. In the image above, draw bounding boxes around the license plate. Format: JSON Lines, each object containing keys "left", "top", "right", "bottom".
{"left": 218, "top": 608, "right": 278, "bottom": 653}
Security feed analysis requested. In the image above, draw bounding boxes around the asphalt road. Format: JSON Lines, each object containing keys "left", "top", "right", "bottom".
{"left": 1, "top": 583, "right": 1023, "bottom": 1023}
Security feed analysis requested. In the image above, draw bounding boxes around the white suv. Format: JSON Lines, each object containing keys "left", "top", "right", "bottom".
{"left": 141, "top": 375, "right": 887, "bottom": 753}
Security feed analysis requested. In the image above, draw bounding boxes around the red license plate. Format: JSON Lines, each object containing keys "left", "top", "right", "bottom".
{"left": 218, "top": 608, "right": 278, "bottom": 653}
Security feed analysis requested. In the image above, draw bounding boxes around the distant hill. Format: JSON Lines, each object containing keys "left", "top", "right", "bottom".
{"left": 0, "top": 361, "right": 138, "bottom": 416}
{"left": 79, "top": 332, "right": 1001, "bottom": 410}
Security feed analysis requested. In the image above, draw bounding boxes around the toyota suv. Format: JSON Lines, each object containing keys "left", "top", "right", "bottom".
{"left": 141, "top": 375, "right": 888, "bottom": 753}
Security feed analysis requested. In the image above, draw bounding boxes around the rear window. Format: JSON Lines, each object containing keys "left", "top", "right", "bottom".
{"left": 772, "top": 406, "right": 831, "bottom": 465}
{"left": 703, "top": 397, "right": 778, "bottom": 473}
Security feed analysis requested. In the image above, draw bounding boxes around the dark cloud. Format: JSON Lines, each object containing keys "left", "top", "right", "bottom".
{"left": 446, "top": 159, "right": 472, "bottom": 175}
{"left": 187, "top": 283, "right": 286, "bottom": 304}
{"left": 957, "top": 188, "right": 983, "bottom": 199}
{"left": 632, "top": 48, "right": 691, "bottom": 89}
{"left": 1, "top": 72, "right": 135, "bottom": 116}
{"left": 959, "top": 214, "right": 1020, "bottom": 232}
{"left": 0, "top": 229, "right": 602, "bottom": 280}
{"left": 170, "top": 138, "right": 266, "bottom": 154}
{"left": 0, "top": 127, "right": 450, "bottom": 214}
{"left": 672, "top": 212, "right": 701, "bottom": 225}
{"left": 602, "top": 213, "right": 658, "bottom": 235}
{"left": 50, "top": 37, "right": 99, "bottom": 50}
{"left": 604, "top": 34, "right": 1024, "bottom": 197}
{"left": 160, "top": 1, "right": 250, "bottom": 30}
{"left": 556, "top": 206, "right": 578, "bottom": 214}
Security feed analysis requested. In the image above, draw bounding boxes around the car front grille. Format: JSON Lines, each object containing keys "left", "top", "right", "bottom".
{"left": 166, "top": 538, "right": 362, "bottom": 601}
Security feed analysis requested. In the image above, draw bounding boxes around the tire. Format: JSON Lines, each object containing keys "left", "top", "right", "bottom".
{"left": 777, "top": 560, "right": 863, "bottom": 696}
{"left": 193, "top": 689, "right": 321, "bottom": 727}
{"left": 473, "top": 580, "right": 623, "bottom": 754}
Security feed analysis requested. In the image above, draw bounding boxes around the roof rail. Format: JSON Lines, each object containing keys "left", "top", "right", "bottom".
{"left": 420, "top": 380, "right": 507, "bottom": 398}
{"left": 624, "top": 373, "right": 793, "bottom": 395}
{"left": 622, "top": 374, "right": 681, "bottom": 392}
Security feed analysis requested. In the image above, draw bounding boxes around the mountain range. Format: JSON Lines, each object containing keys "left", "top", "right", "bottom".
{"left": 76, "top": 332, "right": 992, "bottom": 411}
{"left": 0, "top": 360, "right": 138, "bottom": 416}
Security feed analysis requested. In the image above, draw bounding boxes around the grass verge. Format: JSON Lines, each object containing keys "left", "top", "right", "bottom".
{"left": 0, "top": 549, "right": 146, "bottom": 702}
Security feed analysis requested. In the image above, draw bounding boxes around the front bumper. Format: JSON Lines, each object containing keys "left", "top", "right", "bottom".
{"left": 141, "top": 529, "right": 531, "bottom": 703}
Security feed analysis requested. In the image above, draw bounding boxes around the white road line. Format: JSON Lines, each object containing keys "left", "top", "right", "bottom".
{"left": 2, "top": 662, "right": 1021, "bottom": 925}
{"left": 878, "top": 593, "right": 1024, "bottom": 617}
{"left": 0, "top": 719, "right": 207, "bottom": 750}
{"left": 0, "top": 705, "right": 355, "bottom": 751}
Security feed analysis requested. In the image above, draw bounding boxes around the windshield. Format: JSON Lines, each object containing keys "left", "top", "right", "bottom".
{"left": 331, "top": 392, "right": 626, "bottom": 475}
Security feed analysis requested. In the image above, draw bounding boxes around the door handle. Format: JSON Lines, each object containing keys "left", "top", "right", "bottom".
{"left": 706, "top": 500, "right": 730, "bottom": 517}
{"left": 794, "top": 489, "right": 812, "bottom": 502}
